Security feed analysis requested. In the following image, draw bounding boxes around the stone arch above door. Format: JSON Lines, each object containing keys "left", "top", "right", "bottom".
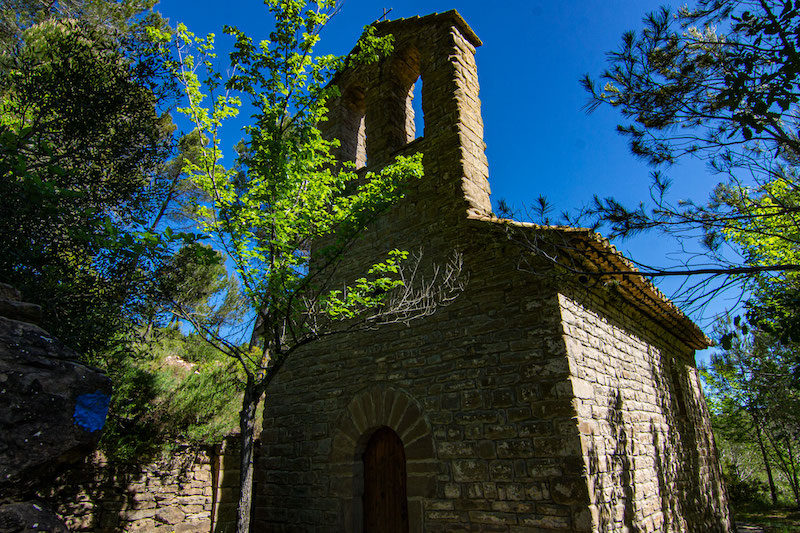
{"left": 330, "top": 385, "right": 437, "bottom": 532}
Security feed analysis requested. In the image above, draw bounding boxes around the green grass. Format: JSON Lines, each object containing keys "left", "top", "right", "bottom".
{"left": 734, "top": 502, "right": 800, "bottom": 532}
{"left": 99, "top": 328, "right": 245, "bottom": 462}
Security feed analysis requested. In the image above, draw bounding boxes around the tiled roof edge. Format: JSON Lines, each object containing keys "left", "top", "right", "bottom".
{"left": 467, "top": 214, "right": 711, "bottom": 350}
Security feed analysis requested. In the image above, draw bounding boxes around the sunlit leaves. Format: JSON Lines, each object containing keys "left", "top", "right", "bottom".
{"left": 172, "top": 0, "right": 423, "bottom": 343}
{"left": 578, "top": 0, "right": 800, "bottom": 317}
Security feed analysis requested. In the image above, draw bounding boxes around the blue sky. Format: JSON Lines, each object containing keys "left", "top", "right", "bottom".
{"left": 156, "top": 0, "right": 737, "bottom": 360}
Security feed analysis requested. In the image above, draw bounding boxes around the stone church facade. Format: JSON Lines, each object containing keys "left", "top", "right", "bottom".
{"left": 254, "top": 11, "right": 732, "bottom": 532}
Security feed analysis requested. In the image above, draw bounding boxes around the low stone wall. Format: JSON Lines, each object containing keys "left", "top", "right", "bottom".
{"left": 42, "top": 437, "right": 245, "bottom": 533}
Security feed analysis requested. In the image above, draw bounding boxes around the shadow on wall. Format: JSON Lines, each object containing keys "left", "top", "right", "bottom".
{"left": 213, "top": 436, "right": 248, "bottom": 533}
{"left": 42, "top": 439, "right": 248, "bottom": 533}
{"left": 584, "top": 356, "right": 730, "bottom": 532}
{"left": 586, "top": 390, "right": 636, "bottom": 531}
{"left": 650, "top": 354, "right": 729, "bottom": 532}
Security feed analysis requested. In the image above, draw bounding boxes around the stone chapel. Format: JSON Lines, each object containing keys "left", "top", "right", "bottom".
{"left": 254, "top": 11, "right": 732, "bottom": 532}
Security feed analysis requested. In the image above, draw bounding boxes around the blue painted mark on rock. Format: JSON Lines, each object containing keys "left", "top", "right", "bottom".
{"left": 73, "top": 391, "right": 111, "bottom": 432}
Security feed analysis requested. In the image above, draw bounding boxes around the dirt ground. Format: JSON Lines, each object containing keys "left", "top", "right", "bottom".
{"left": 733, "top": 504, "right": 800, "bottom": 532}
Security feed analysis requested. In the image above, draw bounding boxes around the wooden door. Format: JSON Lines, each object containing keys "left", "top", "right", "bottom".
{"left": 362, "top": 426, "right": 409, "bottom": 532}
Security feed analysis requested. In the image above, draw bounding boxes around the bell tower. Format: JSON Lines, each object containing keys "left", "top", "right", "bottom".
{"left": 323, "top": 10, "right": 492, "bottom": 225}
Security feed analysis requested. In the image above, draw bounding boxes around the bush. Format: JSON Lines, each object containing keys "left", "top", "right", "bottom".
{"left": 724, "top": 468, "right": 769, "bottom": 505}
{"left": 99, "top": 328, "right": 243, "bottom": 463}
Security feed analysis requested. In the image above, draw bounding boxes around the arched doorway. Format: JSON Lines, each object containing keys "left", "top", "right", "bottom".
{"left": 362, "top": 426, "right": 409, "bottom": 532}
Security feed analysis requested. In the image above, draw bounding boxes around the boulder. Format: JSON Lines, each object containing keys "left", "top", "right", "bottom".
{"left": 0, "top": 283, "right": 41, "bottom": 325}
{"left": 0, "top": 501, "right": 69, "bottom": 533}
{"left": 0, "top": 297, "right": 111, "bottom": 503}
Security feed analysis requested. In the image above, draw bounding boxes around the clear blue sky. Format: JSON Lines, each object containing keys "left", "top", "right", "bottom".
{"left": 156, "top": 0, "right": 736, "bottom": 359}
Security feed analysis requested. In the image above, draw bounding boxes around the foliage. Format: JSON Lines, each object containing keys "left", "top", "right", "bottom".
{"left": 101, "top": 328, "right": 242, "bottom": 462}
{"left": 748, "top": 283, "right": 800, "bottom": 343}
{"left": 720, "top": 166, "right": 800, "bottom": 342}
{"left": 702, "top": 322, "right": 800, "bottom": 505}
{"left": 0, "top": 5, "right": 178, "bottom": 360}
{"left": 0, "top": 0, "right": 216, "bottom": 366}
{"left": 145, "top": 243, "right": 246, "bottom": 336}
{"left": 170, "top": 16, "right": 421, "bottom": 333}
{"left": 576, "top": 0, "right": 800, "bottom": 311}
{"left": 724, "top": 466, "right": 769, "bottom": 505}
{"left": 0, "top": 0, "right": 245, "bottom": 467}
{"left": 164, "top": 1, "right": 467, "bottom": 529}
{"left": 722, "top": 174, "right": 800, "bottom": 341}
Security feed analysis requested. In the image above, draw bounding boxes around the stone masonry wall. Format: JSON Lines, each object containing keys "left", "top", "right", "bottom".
{"left": 254, "top": 226, "right": 731, "bottom": 532}
{"left": 255, "top": 222, "right": 596, "bottom": 532}
{"left": 43, "top": 438, "right": 244, "bottom": 533}
{"left": 255, "top": 9, "right": 731, "bottom": 533}
{"left": 559, "top": 290, "right": 731, "bottom": 531}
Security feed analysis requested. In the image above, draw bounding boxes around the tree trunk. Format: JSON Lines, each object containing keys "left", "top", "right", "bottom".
{"left": 752, "top": 412, "right": 778, "bottom": 504}
{"left": 236, "top": 378, "right": 261, "bottom": 533}
{"left": 785, "top": 435, "right": 800, "bottom": 507}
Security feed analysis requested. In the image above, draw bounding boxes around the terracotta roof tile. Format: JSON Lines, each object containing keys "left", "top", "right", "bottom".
{"left": 468, "top": 214, "right": 710, "bottom": 350}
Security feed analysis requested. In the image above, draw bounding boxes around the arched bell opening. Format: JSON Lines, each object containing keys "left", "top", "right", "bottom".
{"left": 406, "top": 74, "right": 424, "bottom": 142}
{"left": 337, "top": 84, "right": 367, "bottom": 169}
{"left": 396, "top": 47, "right": 423, "bottom": 144}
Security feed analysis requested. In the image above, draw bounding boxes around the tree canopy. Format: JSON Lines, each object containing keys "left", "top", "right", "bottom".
{"left": 565, "top": 0, "right": 800, "bottom": 318}
{"left": 703, "top": 322, "right": 800, "bottom": 505}
{"left": 0, "top": 2, "right": 182, "bottom": 359}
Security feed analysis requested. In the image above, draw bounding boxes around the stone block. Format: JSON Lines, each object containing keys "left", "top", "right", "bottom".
{"left": 468, "top": 510, "right": 515, "bottom": 525}
{"left": 551, "top": 477, "right": 589, "bottom": 505}
{"left": 443, "top": 483, "right": 461, "bottom": 498}
{"left": 519, "top": 513, "right": 570, "bottom": 529}
{"left": 475, "top": 440, "right": 495, "bottom": 459}
{"left": 437, "top": 441, "right": 476, "bottom": 458}
{"left": 122, "top": 508, "right": 156, "bottom": 521}
{"left": 127, "top": 518, "right": 156, "bottom": 532}
{"left": 405, "top": 435, "right": 435, "bottom": 460}
{"left": 154, "top": 506, "right": 184, "bottom": 525}
{"left": 496, "top": 439, "right": 534, "bottom": 458}
{"left": 174, "top": 519, "right": 212, "bottom": 533}
{"left": 407, "top": 473, "right": 436, "bottom": 498}
{"left": 177, "top": 495, "right": 207, "bottom": 506}
{"left": 488, "top": 460, "right": 513, "bottom": 481}
{"left": 193, "top": 469, "right": 211, "bottom": 483}
{"left": 452, "top": 460, "right": 487, "bottom": 482}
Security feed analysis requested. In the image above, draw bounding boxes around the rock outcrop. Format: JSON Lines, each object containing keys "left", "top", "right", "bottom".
{"left": 0, "top": 501, "right": 69, "bottom": 533}
{"left": 0, "top": 282, "right": 111, "bottom": 518}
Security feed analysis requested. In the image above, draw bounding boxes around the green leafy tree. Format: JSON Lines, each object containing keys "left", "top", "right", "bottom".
{"left": 708, "top": 406, "right": 773, "bottom": 505}
{"left": 511, "top": 0, "right": 800, "bottom": 314}
{"left": 166, "top": 1, "right": 462, "bottom": 529}
{"left": 0, "top": 0, "right": 246, "bottom": 471}
{"left": 703, "top": 322, "right": 800, "bottom": 505}
{"left": 0, "top": 0, "right": 220, "bottom": 365}
{"left": 0, "top": 14, "right": 179, "bottom": 359}
{"left": 721, "top": 174, "right": 800, "bottom": 341}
